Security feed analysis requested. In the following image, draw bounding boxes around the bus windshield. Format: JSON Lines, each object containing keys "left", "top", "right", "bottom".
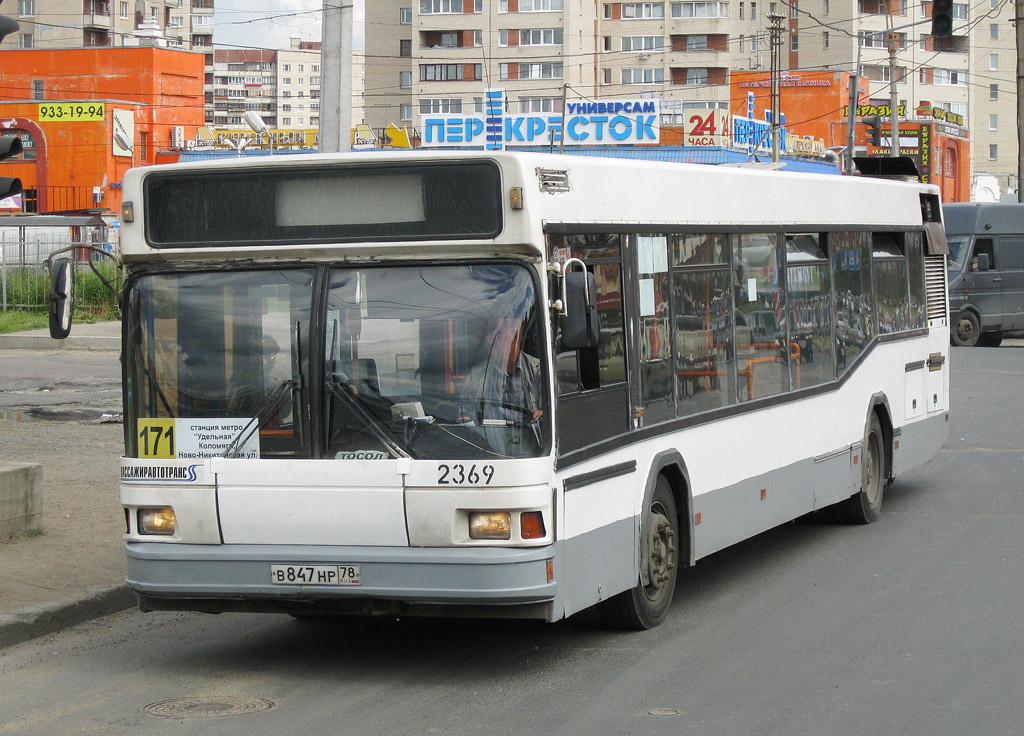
{"left": 124, "top": 263, "right": 546, "bottom": 461}
{"left": 324, "top": 264, "right": 545, "bottom": 460}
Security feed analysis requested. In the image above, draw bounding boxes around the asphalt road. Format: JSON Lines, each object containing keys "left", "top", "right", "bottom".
{"left": 0, "top": 345, "right": 1021, "bottom": 736}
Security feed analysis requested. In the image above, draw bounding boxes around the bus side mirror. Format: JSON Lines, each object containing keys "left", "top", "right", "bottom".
{"left": 48, "top": 257, "right": 75, "bottom": 339}
{"left": 560, "top": 269, "right": 600, "bottom": 349}
{"left": 975, "top": 252, "right": 990, "bottom": 272}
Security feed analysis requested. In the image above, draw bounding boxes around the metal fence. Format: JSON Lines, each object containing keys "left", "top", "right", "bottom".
{"left": 1, "top": 229, "right": 117, "bottom": 310}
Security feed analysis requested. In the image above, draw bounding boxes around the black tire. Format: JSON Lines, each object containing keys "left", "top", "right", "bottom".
{"left": 834, "top": 413, "right": 886, "bottom": 524}
{"left": 978, "top": 334, "right": 1003, "bottom": 348}
{"left": 599, "top": 476, "right": 679, "bottom": 629}
{"left": 951, "top": 311, "right": 980, "bottom": 347}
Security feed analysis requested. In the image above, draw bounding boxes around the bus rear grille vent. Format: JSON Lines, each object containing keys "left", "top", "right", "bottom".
{"left": 925, "top": 254, "right": 947, "bottom": 322}
{"left": 536, "top": 168, "right": 571, "bottom": 193}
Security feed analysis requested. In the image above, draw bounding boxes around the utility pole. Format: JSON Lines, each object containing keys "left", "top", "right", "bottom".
{"left": 1017, "top": 0, "right": 1024, "bottom": 201}
{"left": 887, "top": 29, "right": 900, "bottom": 157}
{"left": 320, "top": 0, "right": 354, "bottom": 153}
{"left": 767, "top": 13, "right": 786, "bottom": 163}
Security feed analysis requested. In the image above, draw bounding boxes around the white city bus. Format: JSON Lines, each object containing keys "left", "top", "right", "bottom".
{"left": 53, "top": 151, "right": 950, "bottom": 628}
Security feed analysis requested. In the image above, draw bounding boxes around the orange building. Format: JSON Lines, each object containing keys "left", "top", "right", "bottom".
{"left": 0, "top": 47, "right": 205, "bottom": 215}
{"left": 730, "top": 69, "right": 865, "bottom": 150}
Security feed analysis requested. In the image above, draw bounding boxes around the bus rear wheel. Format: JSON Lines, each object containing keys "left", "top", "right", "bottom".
{"left": 599, "top": 477, "right": 678, "bottom": 629}
{"left": 834, "top": 414, "right": 886, "bottom": 524}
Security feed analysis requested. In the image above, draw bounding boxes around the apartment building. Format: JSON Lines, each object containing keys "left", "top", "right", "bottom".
{"left": 4, "top": 0, "right": 213, "bottom": 51}
{"left": 5, "top": 0, "right": 215, "bottom": 122}
{"left": 367, "top": 0, "right": 1014, "bottom": 197}
{"left": 211, "top": 48, "right": 278, "bottom": 128}
{"left": 365, "top": 1, "right": 801, "bottom": 135}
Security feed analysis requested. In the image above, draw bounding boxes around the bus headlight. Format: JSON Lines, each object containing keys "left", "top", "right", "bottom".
{"left": 469, "top": 511, "right": 511, "bottom": 540}
{"left": 138, "top": 507, "right": 176, "bottom": 535}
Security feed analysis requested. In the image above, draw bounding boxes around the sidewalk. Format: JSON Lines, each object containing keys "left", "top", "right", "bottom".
{"left": 0, "top": 319, "right": 121, "bottom": 351}
{"left": 1, "top": 321, "right": 131, "bottom": 650}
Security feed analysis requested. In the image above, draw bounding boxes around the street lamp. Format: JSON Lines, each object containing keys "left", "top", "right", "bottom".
{"left": 113, "top": 129, "right": 134, "bottom": 168}
{"left": 244, "top": 111, "right": 273, "bottom": 155}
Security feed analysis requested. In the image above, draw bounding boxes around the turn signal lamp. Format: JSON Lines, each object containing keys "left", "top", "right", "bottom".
{"left": 469, "top": 511, "right": 511, "bottom": 540}
{"left": 138, "top": 507, "right": 176, "bottom": 535}
{"left": 520, "top": 511, "right": 546, "bottom": 539}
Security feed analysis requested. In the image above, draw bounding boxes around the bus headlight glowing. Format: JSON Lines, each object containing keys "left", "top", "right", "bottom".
{"left": 469, "top": 511, "right": 511, "bottom": 540}
{"left": 138, "top": 507, "right": 176, "bottom": 535}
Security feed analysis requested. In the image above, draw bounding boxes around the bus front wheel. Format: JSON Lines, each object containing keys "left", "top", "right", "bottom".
{"left": 599, "top": 476, "right": 678, "bottom": 629}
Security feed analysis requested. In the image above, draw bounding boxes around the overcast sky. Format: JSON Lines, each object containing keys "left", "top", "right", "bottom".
{"left": 214, "top": 1, "right": 365, "bottom": 51}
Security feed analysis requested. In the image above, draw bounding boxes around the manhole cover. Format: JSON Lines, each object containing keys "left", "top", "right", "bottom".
{"left": 142, "top": 697, "right": 275, "bottom": 719}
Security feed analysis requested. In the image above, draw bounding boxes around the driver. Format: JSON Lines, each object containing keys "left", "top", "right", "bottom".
{"left": 459, "top": 318, "right": 542, "bottom": 456}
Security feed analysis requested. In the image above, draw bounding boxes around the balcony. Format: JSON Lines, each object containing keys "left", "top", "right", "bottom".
{"left": 82, "top": 13, "right": 112, "bottom": 29}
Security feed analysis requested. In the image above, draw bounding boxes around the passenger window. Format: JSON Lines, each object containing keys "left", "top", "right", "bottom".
{"left": 831, "top": 231, "right": 874, "bottom": 373}
{"left": 671, "top": 233, "right": 734, "bottom": 416}
{"left": 548, "top": 234, "right": 627, "bottom": 394}
{"left": 786, "top": 233, "right": 835, "bottom": 388}
{"left": 873, "top": 234, "right": 911, "bottom": 335}
{"left": 735, "top": 233, "right": 789, "bottom": 400}
{"left": 638, "top": 235, "right": 673, "bottom": 424}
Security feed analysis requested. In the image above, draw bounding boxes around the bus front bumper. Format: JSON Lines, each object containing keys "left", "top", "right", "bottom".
{"left": 126, "top": 542, "right": 558, "bottom": 619}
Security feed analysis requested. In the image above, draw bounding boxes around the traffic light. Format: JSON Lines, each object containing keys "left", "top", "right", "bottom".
{"left": 0, "top": 135, "right": 23, "bottom": 200}
{"left": 931, "top": 0, "right": 953, "bottom": 37}
{"left": 860, "top": 116, "right": 882, "bottom": 146}
{"left": 0, "top": 0, "right": 19, "bottom": 43}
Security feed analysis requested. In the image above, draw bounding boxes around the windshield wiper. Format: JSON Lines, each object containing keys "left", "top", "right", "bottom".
{"left": 222, "top": 379, "right": 296, "bottom": 459}
{"left": 324, "top": 377, "right": 411, "bottom": 459}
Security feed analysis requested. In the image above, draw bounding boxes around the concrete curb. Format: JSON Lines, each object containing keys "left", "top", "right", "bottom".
{"left": 0, "top": 335, "right": 120, "bottom": 351}
{"left": 0, "top": 584, "right": 135, "bottom": 650}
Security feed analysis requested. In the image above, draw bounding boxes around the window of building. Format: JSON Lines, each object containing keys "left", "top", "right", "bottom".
{"left": 671, "top": 1, "right": 729, "bottom": 16}
{"left": 622, "top": 67, "right": 666, "bottom": 83}
{"left": 823, "top": 31, "right": 829, "bottom": 48}
{"left": 791, "top": 33, "right": 798, "bottom": 51}
{"left": 400, "top": 71, "right": 412, "bottom": 88}
{"left": 31, "top": 79, "right": 44, "bottom": 100}
{"left": 400, "top": 7, "right": 413, "bottom": 23}
{"left": 283, "top": 117, "right": 291, "bottom": 126}
{"left": 520, "top": 28, "right": 564, "bottom": 44}
{"left": 420, "top": 64, "right": 464, "bottom": 81}
{"left": 989, "top": 114, "right": 998, "bottom": 131}
{"left": 419, "top": 98, "right": 463, "bottom": 114}
{"left": 623, "top": 2, "right": 665, "bottom": 17}
{"left": 751, "top": 2, "right": 757, "bottom": 18}
{"left": 518, "top": 0, "right": 564, "bottom": 9}
{"left": 684, "top": 68, "right": 708, "bottom": 85}
{"left": 990, "top": 53, "right": 998, "bottom": 70}
{"left": 18, "top": 0, "right": 34, "bottom": 15}
{"left": 990, "top": 83, "right": 998, "bottom": 100}
{"left": 623, "top": 35, "right": 664, "bottom": 50}
{"left": 17, "top": 33, "right": 33, "bottom": 48}
{"left": 990, "top": 23, "right": 998, "bottom": 39}
{"left": 519, "top": 96, "right": 563, "bottom": 112}
{"left": 119, "top": 0, "right": 128, "bottom": 18}
{"left": 400, "top": 103, "right": 412, "bottom": 121}
{"left": 400, "top": 39, "right": 411, "bottom": 56}
{"left": 420, "top": 0, "right": 460, "bottom": 13}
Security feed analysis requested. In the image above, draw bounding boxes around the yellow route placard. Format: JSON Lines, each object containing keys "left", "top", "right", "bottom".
{"left": 137, "top": 418, "right": 176, "bottom": 459}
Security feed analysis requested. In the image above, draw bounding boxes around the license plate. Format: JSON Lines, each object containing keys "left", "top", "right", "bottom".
{"left": 270, "top": 564, "right": 361, "bottom": 586}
